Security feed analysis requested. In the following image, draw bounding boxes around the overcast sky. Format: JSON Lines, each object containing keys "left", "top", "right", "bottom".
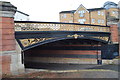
{"left": 1, "top": 0, "right": 119, "bottom": 22}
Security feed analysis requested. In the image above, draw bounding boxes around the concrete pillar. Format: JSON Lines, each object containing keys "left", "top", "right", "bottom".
{"left": 0, "top": 1, "right": 24, "bottom": 75}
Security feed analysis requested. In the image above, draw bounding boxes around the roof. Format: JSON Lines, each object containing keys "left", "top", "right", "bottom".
{"left": 87, "top": 8, "right": 105, "bottom": 11}
{"left": 103, "top": 1, "right": 117, "bottom": 7}
{"left": 60, "top": 10, "right": 76, "bottom": 13}
{"left": 17, "top": 10, "right": 29, "bottom": 16}
{"left": 60, "top": 8, "right": 105, "bottom": 14}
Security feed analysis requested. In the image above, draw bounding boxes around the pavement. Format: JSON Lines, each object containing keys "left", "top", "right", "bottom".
{"left": 24, "top": 63, "right": 119, "bottom": 78}
{"left": 25, "top": 63, "right": 119, "bottom": 71}
{"left": 2, "top": 63, "right": 119, "bottom": 78}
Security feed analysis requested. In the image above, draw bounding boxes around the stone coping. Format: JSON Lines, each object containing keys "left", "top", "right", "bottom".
{"left": 0, "top": 50, "right": 17, "bottom": 56}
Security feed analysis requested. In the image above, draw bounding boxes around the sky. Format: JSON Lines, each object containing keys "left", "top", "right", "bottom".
{"left": 1, "top": 0, "right": 120, "bottom": 22}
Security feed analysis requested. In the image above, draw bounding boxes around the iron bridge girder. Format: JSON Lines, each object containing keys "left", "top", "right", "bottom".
{"left": 15, "top": 31, "right": 111, "bottom": 51}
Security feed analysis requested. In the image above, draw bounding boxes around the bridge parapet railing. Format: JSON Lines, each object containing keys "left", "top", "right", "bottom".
{"left": 15, "top": 21, "right": 110, "bottom": 32}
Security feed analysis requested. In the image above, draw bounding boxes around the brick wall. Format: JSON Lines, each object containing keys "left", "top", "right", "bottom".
{"left": 25, "top": 50, "right": 99, "bottom": 55}
{"left": 109, "top": 24, "right": 118, "bottom": 43}
{"left": 24, "top": 49, "right": 101, "bottom": 65}
{"left": 1, "top": 56, "right": 11, "bottom": 74}
{"left": 0, "top": 17, "right": 16, "bottom": 51}
{"left": 74, "top": 6, "right": 90, "bottom": 24}
{"left": 0, "top": 16, "right": 16, "bottom": 75}
{"left": 60, "top": 13, "right": 74, "bottom": 23}
{"left": 90, "top": 10, "right": 106, "bottom": 26}
{"left": 0, "top": 1, "right": 24, "bottom": 75}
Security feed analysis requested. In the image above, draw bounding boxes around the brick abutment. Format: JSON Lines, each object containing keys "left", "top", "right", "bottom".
{"left": 0, "top": 1, "right": 25, "bottom": 75}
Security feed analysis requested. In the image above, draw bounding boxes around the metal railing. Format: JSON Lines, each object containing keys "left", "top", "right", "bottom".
{"left": 15, "top": 21, "right": 110, "bottom": 32}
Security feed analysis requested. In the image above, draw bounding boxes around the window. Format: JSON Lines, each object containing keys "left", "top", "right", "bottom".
{"left": 78, "top": 19, "right": 86, "bottom": 24}
{"left": 101, "top": 20, "right": 104, "bottom": 24}
{"left": 112, "top": 11, "right": 118, "bottom": 15}
{"left": 78, "top": 10, "right": 85, "bottom": 14}
{"left": 78, "top": 11, "right": 81, "bottom": 13}
{"left": 63, "top": 14, "right": 66, "bottom": 18}
{"left": 92, "top": 19, "right": 95, "bottom": 23}
{"left": 82, "top": 10, "right": 85, "bottom": 13}
{"left": 112, "top": 11, "right": 115, "bottom": 14}
{"left": 97, "top": 19, "right": 104, "bottom": 24}
{"left": 61, "top": 14, "right": 66, "bottom": 18}
{"left": 80, "top": 13, "right": 84, "bottom": 17}
{"left": 98, "top": 20, "right": 101, "bottom": 23}
{"left": 98, "top": 11, "right": 101, "bottom": 15}
{"left": 101, "top": 12, "right": 104, "bottom": 16}
{"left": 79, "top": 10, "right": 85, "bottom": 17}
{"left": 98, "top": 11, "right": 104, "bottom": 16}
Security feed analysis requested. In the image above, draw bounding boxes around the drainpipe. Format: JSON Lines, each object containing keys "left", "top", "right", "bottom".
{"left": 97, "top": 42, "right": 102, "bottom": 65}
{"left": 21, "top": 50, "right": 24, "bottom": 64}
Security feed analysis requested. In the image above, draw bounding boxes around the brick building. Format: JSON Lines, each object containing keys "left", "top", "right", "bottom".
{"left": 59, "top": 1, "right": 118, "bottom": 26}
{"left": 60, "top": 1, "right": 119, "bottom": 43}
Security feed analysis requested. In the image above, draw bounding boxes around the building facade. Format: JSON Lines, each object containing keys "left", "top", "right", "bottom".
{"left": 59, "top": 1, "right": 119, "bottom": 26}
{"left": 60, "top": 1, "right": 119, "bottom": 43}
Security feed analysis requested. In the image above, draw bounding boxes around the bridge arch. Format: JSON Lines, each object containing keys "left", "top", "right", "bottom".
{"left": 14, "top": 21, "right": 111, "bottom": 67}
{"left": 23, "top": 36, "right": 106, "bottom": 68}
{"left": 23, "top": 37, "right": 107, "bottom": 51}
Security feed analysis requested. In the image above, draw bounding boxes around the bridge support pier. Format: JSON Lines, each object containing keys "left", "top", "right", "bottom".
{"left": 0, "top": 1, "right": 24, "bottom": 75}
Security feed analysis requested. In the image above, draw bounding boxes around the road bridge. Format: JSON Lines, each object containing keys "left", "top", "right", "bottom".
{"left": 0, "top": 1, "right": 119, "bottom": 75}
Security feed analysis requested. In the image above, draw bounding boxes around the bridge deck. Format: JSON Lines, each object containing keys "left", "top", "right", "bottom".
{"left": 15, "top": 21, "right": 110, "bottom": 32}
{"left": 14, "top": 21, "right": 111, "bottom": 50}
